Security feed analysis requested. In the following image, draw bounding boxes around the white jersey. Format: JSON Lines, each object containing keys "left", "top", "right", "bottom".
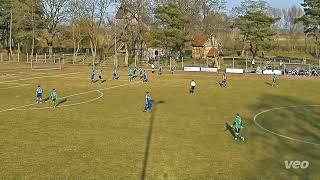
{"left": 191, "top": 81, "right": 196, "bottom": 87}
{"left": 151, "top": 64, "right": 155, "bottom": 69}
{"left": 36, "top": 87, "right": 42, "bottom": 94}
{"left": 145, "top": 94, "right": 151, "bottom": 104}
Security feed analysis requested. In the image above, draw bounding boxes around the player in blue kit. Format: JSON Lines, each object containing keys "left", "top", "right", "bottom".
{"left": 36, "top": 85, "right": 43, "bottom": 103}
{"left": 91, "top": 70, "right": 95, "bottom": 83}
{"left": 143, "top": 70, "right": 148, "bottom": 83}
{"left": 143, "top": 92, "right": 152, "bottom": 112}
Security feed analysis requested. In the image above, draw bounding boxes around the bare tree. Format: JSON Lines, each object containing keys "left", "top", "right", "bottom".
{"left": 42, "top": 0, "right": 69, "bottom": 57}
{"left": 282, "top": 5, "right": 303, "bottom": 50}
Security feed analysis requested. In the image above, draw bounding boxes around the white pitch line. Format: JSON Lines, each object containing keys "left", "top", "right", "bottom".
{"left": 0, "top": 72, "right": 80, "bottom": 84}
{"left": 0, "top": 84, "right": 30, "bottom": 90}
{"left": 253, "top": 105, "right": 320, "bottom": 146}
{"left": 15, "top": 90, "right": 104, "bottom": 110}
{"left": 0, "top": 72, "right": 80, "bottom": 90}
{"left": 2, "top": 81, "right": 142, "bottom": 111}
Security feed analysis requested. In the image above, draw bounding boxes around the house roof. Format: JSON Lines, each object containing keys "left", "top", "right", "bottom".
{"left": 192, "top": 33, "right": 210, "bottom": 47}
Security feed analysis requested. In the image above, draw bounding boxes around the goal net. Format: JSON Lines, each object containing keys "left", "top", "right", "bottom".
{"left": 31, "top": 55, "right": 62, "bottom": 70}
{"left": 283, "top": 63, "right": 311, "bottom": 76}
{"left": 62, "top": 53, "right": 88, "bottom": 65}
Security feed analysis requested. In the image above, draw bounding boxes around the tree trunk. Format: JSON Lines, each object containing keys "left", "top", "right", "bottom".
{"left": 48, "top": 43, "right": 53, "bottom": 60}
{"left": 241, "top": 36, "right": 247, "bottom": 57}
{"left": 76, "top": 41, "right": 80, "bottom": 56}
{"left": 250, "top": 43, "right": 257, "bottom": 58}
{"left": 90, "top": 39, "right": 97, "bottom": 65}
{"left": 125, "top": 43, "right": 129, "bottom": 66}
{"left": 9, "top": 11, "right": 13, "bottom": 62}
{"left": 73, "top": 24, "right": 76, "bottom": 57}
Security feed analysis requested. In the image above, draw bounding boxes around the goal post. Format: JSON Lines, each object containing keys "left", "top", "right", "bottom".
{"left": 283, "top": 63, "right": 311, "bottom": 76}
{"left": 31, "top": 54, "right": 62, "bottom": 70}
{"left": 62, "top": 53, "right": 87, "bottom": 64}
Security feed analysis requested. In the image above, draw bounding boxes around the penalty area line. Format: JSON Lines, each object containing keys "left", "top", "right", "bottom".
{"left": 2, "top": 81, "right": 142, "bottom": 112}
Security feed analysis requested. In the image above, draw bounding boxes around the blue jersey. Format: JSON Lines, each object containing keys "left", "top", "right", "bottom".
{"left": 36, "top": 87, "right": 42, "bottom": 94}
{"left": 146, "top": 95, "right": 151, "bottom": 105}
{"left": 36, "top": 87, "right": 42, "bottom": 98}
{"left": 91, "top": 72, "right": 95, "bottom": 80}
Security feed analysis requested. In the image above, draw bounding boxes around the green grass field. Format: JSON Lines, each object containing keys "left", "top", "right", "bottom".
{"left": 0, "top": 63, "right": 319, "bottom": 179}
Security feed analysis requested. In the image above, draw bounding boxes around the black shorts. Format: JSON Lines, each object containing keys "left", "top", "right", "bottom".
{"left": 235, "top": 128, "right": 241, "bottom": 133}
{"left": 99, "top": 75, "right": 102, "bottom": 79}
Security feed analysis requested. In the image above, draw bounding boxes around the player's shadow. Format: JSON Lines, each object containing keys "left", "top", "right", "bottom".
{"left": 43, "top": 96, "right": 50, "bottom": 103}
{"left": 264, "top": 82, "right": 273, "bottom": 86}
{"left": 56, "top": 98, "right": 67, "bottom": 107}
{"left": 225, "top": 123, "right": 235, "bottom": 138}
{"left": 141, "top": 100, "right": 165, "bottom": 180}
{"left": 243, "top": 94, "right": 320, "bottom": 178}
{"left": 101, "top": 80, "right": 106, "bottom": 83}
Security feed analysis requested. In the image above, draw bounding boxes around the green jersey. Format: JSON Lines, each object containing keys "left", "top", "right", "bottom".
{"left": 272, "top": 74, "right": 277, "bottom": 81}
{"left": 235, "top": 116, "right": 243, "bottom": 129}
{"left": 128, "top": 69, "right": 133, "bottom": 76}
{"left": 51, "top": 91, "right": 57, "bottom": 100}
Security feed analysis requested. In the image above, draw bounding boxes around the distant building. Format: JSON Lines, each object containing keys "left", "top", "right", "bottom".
{"left": 147, "top": 47, "right": 166, "bottom": 61}
{"left": 192, "top": 33, "right": 222, "bottom": 59}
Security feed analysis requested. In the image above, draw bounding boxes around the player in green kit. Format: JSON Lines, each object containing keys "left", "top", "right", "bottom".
{"left": 128, "top": 67, "right": 133, "bottom": 81}
{"left": 232, "top": 113, "right": 244, "bottom": 141}
{"left": 139, "top": 66, "right": 144, "bottom": 79}
{"left": 98, "top": 69, "right": 103, "bottom": 83}
{"left": 272, "top": 73, "right": 278, "bottom": 87}
{"left": 50, "top": 89, "right": 57, "bottom": 108}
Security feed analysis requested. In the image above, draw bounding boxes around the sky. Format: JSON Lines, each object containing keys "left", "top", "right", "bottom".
{"left": 226, "top": 0, "right": 304, "bottom": 10}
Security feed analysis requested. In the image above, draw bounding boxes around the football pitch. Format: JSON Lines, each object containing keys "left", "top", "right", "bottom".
{"left": 0, "top": 63, "right": 319, "bottom": 179}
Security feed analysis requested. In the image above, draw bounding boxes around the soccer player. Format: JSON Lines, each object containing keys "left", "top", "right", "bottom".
{"left": 272, "top": 73, "right": 278, "bottom": 87}
{"left": 219, "top": 73, "right": 227, "bottom": 88}
{"left": 133, "top": 66, "right": 138, "bottom": 79}
{"left": 128, "top": 67, "right": 133, "bottom": 81}
{"left": 151, "top": 63, "right": 155, "bottom": 74}
{"left": 170, "top": 66, "right": 175, "bottom": 75}
{"left": 232, "top": 113, "right": 244, "bottom": 141}
{"left": 158, "top": 65, "right": 163, "bottom": 75}
{"left": 91, "top": 70, "right": 95, "bottom": 83}
{"left": 98, "top": 69, "right": 103, "bottom": 82}
{"left": 36, "top": 85, "right": 43, "bottom": 103}
{"left": 113, "top": 67, "right": 118, "bottom": 80}
{"left": 139, "top": 66, "right": 144, "bottom": 79}
{"left": 190, "top": 80, "right": 196, "bottom": 94}
{"left": 50, "top": 89, "right": 57, "bottom": 108}
{"left": 143, "top": 92, "right": 152, "bottom": 112}
{"left": 143, "top": 70, "right": 148, "bottom": 83}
